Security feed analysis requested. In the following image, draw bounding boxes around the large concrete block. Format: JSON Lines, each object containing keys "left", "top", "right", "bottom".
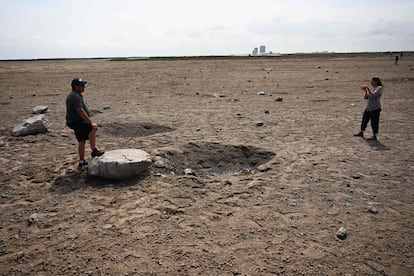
{"left": 88, "top": 149, "right": 152, "bottom": 179}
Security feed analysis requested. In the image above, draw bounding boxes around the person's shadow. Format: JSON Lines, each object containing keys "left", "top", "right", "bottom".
{"left": 365, "top": 139, "right": 389, "bottom": 151}
{"left": 50, "top": 168, "right": 149, "bottom": 194}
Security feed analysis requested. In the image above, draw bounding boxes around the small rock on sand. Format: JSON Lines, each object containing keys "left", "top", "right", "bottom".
{"left": 257, "top": 164, "right": 271, "bottom": 172}
{"left": 27, "top": 213, "right": 39, "bottom": 225}
{"left": 368, "top": 206, "right": 378, "bottom": 214}
{"left": 184, "top": 168, "right": 196, "bottom": 176}
{"left": 336, "top": 227, "right": 347, "bottom": 240}
{"left": 32, "top": 105, "right": 48, "bottom": 114}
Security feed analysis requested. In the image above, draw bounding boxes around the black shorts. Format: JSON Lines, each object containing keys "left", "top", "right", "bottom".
{"left": 72, "top": 122, "right": 92, "bottom": 142}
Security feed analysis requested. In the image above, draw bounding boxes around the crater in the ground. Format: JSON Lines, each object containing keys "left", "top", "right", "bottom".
{"left": 153, "top": 142, "right": 275, "bottom": 178}
{"left": 102, "top": 122, "right": 174, "bottom": 138}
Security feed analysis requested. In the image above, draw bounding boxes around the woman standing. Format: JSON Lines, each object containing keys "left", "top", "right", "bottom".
{"left": 354, "top": 77, "right": 383, "bottom": 141}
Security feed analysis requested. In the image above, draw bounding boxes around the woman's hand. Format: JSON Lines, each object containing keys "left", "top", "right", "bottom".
{"left": 360, "top": 85, "right": 371, "bottom": 94}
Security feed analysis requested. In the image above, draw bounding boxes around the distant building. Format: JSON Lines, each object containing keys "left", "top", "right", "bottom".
{"left": 251, "top": 45, "right": 275, "bottom": 56}
{"left": 259, "top": 45, "right": 266, "bottom": 54}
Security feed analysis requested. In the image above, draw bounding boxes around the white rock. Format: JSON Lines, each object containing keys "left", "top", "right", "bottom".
{"left": 27, "top": 213, "right": 39, "bottom": 225}
{"left": 336, "top": 227, "right": 347, "bottom": 240}
{"left": 12, "top": 114, "right": 48, "bottom": 136}
{"left": 257, "top": 91, "right": 265, "bottom": 96}
{"left": 153, "top": 156, "right": 169, "bottom": 168}
{"left": 184, "top": 168, "right": 196, "bottom": 176}
{"left": 368, "top": 206, "right": 378, "bottom": 214}
{"left": 32, "top": 105, "right": 48, "bottom": 114}
{"left": 15, "top": 252, "right": 24, "bottom": 260}
{"left": 88, "top": 149, "right": 152, "bottom": 179}
{"left": 257, "top": 164, "right": 271, "bottom": 172}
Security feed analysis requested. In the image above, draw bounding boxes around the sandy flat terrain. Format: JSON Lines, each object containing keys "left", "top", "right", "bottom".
{"left": 0, "top": 53, "right": 413, "bottom": 275}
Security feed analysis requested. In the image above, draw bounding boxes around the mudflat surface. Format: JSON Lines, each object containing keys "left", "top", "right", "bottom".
{"left": 0, "top": 54, "right": 413, "bottom": 275}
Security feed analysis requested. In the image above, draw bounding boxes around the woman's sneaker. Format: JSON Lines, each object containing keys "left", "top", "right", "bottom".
{"left": 354, "top": 131, "right": 364, "bottom": 137}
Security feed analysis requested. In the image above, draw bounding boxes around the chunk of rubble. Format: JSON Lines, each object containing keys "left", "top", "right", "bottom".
{"left": 12, "top": 114, "right": 48, "bottom": 136}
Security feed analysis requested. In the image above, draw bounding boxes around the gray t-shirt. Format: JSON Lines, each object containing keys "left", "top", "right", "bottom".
{"left": 66, "top": 90, "right": 91, "bottom": 128}
{"left": 365, "top": 86, "right": 382, "bottom": 111}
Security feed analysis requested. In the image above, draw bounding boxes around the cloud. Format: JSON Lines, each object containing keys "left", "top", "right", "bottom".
{"left": 0, "top": 0, "right": 413, "bottom": 58}
{"left": 363, "top": 19, "right": 414, "bottom": 37}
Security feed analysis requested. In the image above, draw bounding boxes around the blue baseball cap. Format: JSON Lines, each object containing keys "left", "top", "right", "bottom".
{"left": 71, "top": 78, "right": 88, "bottom": 86}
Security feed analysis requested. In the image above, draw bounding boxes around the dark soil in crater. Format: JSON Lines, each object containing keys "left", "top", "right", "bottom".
{"left": 101, "top": 122, "right": 174, "bottom": 138}
{"left": 153, "top": 142, "right": 275, "bottom": 178}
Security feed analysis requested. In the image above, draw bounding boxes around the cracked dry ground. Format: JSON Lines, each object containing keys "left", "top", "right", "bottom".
{"left": 0, "top": 54, "right": 413, "bottom": 275}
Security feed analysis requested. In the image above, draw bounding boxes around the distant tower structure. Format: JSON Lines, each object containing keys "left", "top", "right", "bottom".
{"left": 252, "top": 47, "right": 258, "bottom": 55}
{"left": 259, "top": 45, "right": 266, "bottom": 54}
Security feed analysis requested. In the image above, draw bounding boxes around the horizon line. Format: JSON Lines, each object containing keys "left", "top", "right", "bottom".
{"left": 0, "top": 50, "right": 411, "bottom": 62}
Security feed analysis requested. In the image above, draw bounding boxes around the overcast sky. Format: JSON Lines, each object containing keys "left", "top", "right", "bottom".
{"left": 1, "top": 0, "right": 413, "bottom": 59}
